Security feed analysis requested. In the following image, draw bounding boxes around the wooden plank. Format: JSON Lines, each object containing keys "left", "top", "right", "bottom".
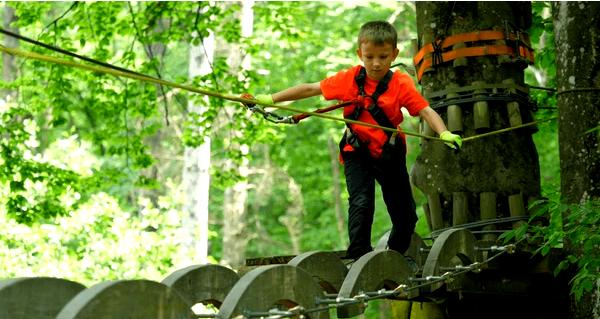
{"left": 480, "top": 192, "right": 498, "bottom": 241}
{"left": 427, "top": 193, "right": 444, "bottom": 230}
{"left": 452, "top": 192, "right": 469, "bottom": 226}
{"left": 509, "top": 193, "right": 527, "bottom": 229}
{"left": 245, "top": 250, "right": 348, "bottom": 266}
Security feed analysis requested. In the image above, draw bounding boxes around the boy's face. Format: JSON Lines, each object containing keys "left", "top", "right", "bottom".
{"left": 356, "top": 41, "right": 399, "bottom": 81}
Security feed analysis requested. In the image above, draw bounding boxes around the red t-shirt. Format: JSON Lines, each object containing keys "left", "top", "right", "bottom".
{"left": 320, "top": 65, "right": 429, "bottom": 158}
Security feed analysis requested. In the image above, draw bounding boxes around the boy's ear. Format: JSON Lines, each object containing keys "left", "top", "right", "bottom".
{"left": 356, "top": 47, "right": 363, "bottom": 60}
{"left": 392, "top": 47, "right": 400, "bottom": 60}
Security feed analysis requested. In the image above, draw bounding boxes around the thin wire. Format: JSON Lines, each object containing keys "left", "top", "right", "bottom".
{"left": 0, "top": 27, "right": 147, "bottom": 77}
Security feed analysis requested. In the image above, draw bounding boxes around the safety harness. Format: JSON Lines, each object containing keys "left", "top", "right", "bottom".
{"left": 343, "top": 66, "right": 396, "bottom": 152}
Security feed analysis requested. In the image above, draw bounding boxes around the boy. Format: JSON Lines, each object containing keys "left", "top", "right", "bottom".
{"left": 248, "top": 21, "right": 461, "bottom": 260}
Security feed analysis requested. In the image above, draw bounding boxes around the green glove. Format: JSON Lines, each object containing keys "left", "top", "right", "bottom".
{"left": 440, "top": 130, "right": 462, "bottom": 149}
{"left": 255, "top": 94, "right": 274, "bottom": 105}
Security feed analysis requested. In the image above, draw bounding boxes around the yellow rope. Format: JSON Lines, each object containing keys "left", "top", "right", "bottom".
{"left": 462, "top": 117, "right": 556, "bottom": 142}
{"left": 0, "top": 44, "right": 554, "bottom": 144}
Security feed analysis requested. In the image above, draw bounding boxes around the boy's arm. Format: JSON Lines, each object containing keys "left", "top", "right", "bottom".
{"left": 419, "top": 106, "right": 463, "bottom": 149}
{"left": 272, "top": 82, "right": 322, "bottom": 103}
{"left": 419, "top": 106, "right": 447, "bottom": 134}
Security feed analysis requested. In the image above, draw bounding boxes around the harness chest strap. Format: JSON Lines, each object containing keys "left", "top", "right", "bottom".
{"left": 347, "top": 67, "right": 396, "bottom": 139}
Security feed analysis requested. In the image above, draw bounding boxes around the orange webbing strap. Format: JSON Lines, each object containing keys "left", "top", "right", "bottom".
{"left": 415, "top": 43, "right": 535, "bottom": 81}
{"left": 412, "top": 30, "right": 532, "bottom": 66}
{"left": 291, "top": 100, "right": 356, "bottom": 123}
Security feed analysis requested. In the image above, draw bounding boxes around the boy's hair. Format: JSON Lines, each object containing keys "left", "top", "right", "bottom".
{"left": 357, "top": 21, "right": 398, "bottom": 48}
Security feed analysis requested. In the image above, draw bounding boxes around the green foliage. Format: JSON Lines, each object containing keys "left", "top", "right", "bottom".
{"left": 0, "top": 104, "right": 81, "bottom": 223}
{"left": 526, "top": 1, "right": 560, "bottom": 196}
{"left": 0, "top": 181, "right": 209, "bottom": 285}
{"left": 501, "top": 197, "right": 600, "bottom": 301}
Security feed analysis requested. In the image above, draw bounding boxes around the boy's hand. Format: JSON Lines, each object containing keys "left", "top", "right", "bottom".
{"left": 240, "top": 93, "right": 273, "bottom": 109}
{"left": 440, "top": 131, "right": 462, "bottom": 149}
{"left": 255, "top": 94, "right": 274, "bottom": 105}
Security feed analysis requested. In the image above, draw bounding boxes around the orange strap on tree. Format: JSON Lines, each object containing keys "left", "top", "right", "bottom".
{"left": 413, "top": 29, "right": 535, "bottom": 81}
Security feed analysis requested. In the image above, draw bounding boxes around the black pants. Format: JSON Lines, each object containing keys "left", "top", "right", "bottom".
{"left": 341, "top": 139, "right": 417, "bottom": 259}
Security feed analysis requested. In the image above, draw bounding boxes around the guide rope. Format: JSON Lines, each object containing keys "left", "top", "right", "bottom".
{"left": 0, "top": 32, "right": 556, "bottom": 144}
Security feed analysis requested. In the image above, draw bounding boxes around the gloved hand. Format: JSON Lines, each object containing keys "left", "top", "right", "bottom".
{"left": 255, "top": 94, "right": 273, "bottom": 105}
{"left": 440, "top": 130, "right": 462, "bottom": 149}
{"left": 240, "top": 93, "right": 273, "bottom": 109}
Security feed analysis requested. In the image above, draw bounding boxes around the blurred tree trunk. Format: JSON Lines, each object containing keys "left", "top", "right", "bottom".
{"left": 327, "top": 137, "right": 347, "bottom": 248}
{"left": 2, "top": 3, "right": 18, "bottom": 100}
{"left": 221, "top": 0, "right": 254, "bottom": 268}
{"left": 552, "top": 2, "right": 600, "bottom": 318}
{"left": 182, "top": 32, "right": 214, "bottom": 264}
{"left": 280, "top": 177, "right": 303, "bottom": 255}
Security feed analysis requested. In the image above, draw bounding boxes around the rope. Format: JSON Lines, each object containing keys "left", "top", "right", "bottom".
{"left": 0, "top": 43, "right": 556, "bottom": 144}
{"left": 461, "top": 116, "right": 556, "bottom": 142}
{"left": 0, "top": 27, "right": 146, "bottom": 77}
{"left": 0, "top": 44, "right": 446, "bottom": 142}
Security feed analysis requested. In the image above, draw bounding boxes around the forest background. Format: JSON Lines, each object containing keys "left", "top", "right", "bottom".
{"left": 0, "top": 0, "right": 595, "bottom": 310}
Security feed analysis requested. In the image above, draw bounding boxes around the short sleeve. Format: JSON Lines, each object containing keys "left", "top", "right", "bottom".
{"left": 396, "top": 72, "right": 429, "bottom": 116}
{"left": 320, "top": 66, "right": 360, "bottom": 101}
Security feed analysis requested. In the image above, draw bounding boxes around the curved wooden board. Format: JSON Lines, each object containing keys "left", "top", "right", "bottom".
{"left": 56, "top": 279, "right": 194, "bottom": 319}
{"left": 337, "top": 250, "right": 413, "bottom": 318}
{"left": 218, "top": 264, "right": 328, "bottom": 319}
{"left": 162, "top": 264, "right": 239, "bottom": 308}
{"left": 0, "top": 277, "right": 85, "bottom": 319}
{"left": 422, "top": 228, "right": 477, "bottom": 292}
{"left": 288, "top": 251, "right": 348, "bottom": 293}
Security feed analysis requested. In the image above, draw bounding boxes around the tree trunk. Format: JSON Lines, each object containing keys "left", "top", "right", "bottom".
{"left": 2, "top": 3, "right": 18, "bottom": 101}
{"left": 327, "top": 137, "right": 347, "bottom": 248}
{"left": 280, "top": 177, "right": 303, "bottom": 255}
{"left": 412, "top": 2, "right": 567, "bottom": 318}
{"left": 553, "top": 2, "right": 600, "bottom": 203}
{"left": 412, "top": 1, "right": 540, "bottom": 233}
{"left": 552, "top": 2, "right": 600, "bottom": 318}
{"left": 182, "top": 33, "right": 214, "bottom": 264}
{"left": 220, "top": 0, "right": 254, "bottom": 268}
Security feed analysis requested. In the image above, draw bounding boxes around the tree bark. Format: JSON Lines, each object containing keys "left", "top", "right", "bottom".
{"left": 552, "top": 2, "right": 600, "bottom": 318}
{"left": 327, "top": 137, "right": 347, "bottom": 248}
{"left": 553, "top": 2, "right": 600, "bottom": 204}
{"left": 412, "top": 1, "right": 540, "bottom": 230}
{"left": 182, "top": 33, "right": 214, "bottom": 264}
{"left": 2, "top": 3, "right": 18, "bottom": 101}
{"left": 220, "top": 0, "right": 254, "bottom": 268}
{"left": 280, "top": 177, "right": 303, "bottom": 255}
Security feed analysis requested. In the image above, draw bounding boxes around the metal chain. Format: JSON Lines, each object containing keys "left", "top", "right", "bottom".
{"left": 223, "top": 243, "right": 518, "bottom": 319}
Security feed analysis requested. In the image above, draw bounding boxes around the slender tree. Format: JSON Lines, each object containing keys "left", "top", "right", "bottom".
{"left": 221, "top": 0, "right": 254, "bottom": 268}
{"left": 183, "top": 31, "right": 214, "bottom": 264}
{"left": 2, "top": 3, "right": 18, "bottom": 101}
{"left": 552, "top": 2, "right": 600, "bottom": 318}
